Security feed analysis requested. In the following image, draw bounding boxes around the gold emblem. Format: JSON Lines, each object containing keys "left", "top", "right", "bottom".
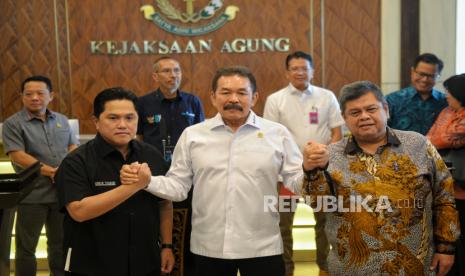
{"left": 141, "top": 0, "right": 239, "bottom": 36}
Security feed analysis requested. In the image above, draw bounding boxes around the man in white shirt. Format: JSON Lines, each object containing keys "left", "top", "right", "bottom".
{"left": 120, "top": 66, "right": 309, "bottom": 276}
{"left": 264, "top": 51, "right": 344, "bottom": 276}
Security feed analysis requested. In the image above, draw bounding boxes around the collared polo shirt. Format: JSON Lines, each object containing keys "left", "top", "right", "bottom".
{"left": 137, "top": 89, "right": 204, "bottom": 152}
{"left": 2, "top": 108, "right": 78, "bottom": 203}
{"left": 386, "top": 86, "right": 447, "bottom": 135}
{"left": 264, "top": 83, "right": 345, "bottom": 150}
{"left": 145, "top": 111, "right": 305, "bottom": 259}
{"left": 56, "top": 134, "right": 167, "bottom": 276}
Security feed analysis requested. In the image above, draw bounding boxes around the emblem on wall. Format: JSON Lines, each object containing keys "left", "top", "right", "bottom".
{"left": 141, "top": 0, "right": 239, "bottom": 36}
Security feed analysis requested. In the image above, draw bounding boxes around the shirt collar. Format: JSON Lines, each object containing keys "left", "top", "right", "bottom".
{"left": 404, "top": 86, "right": 418, "bottom": 100}
{"left": 344, "top": 127, "right": 401, "bottom": 155}
{"left": 209, "top": 111, "right": 261, "bottom": 130}
{"left": 409, "top": 86, "right": 443, "bottom": 101}
{"left": 431, "top": 89, "right": 444, "bottom": 101}
{"left": 156, "top": 89, "right": 182, "bottom": 102}
{"left": 21, "top": 108, "right": 56, "bottom": 121}
{"left": 288, "top": 83, "right": 313, "bottom": 96}
{"left": 94, "top": 133, "right": 140, "bottom": 158}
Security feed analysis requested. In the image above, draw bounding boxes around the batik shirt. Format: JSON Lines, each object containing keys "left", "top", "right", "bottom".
{"left": 386, "top": 86, "right": 447, "bottom": 135}
{"left": 303, "top": 128, "right": 459, "bottom": 275}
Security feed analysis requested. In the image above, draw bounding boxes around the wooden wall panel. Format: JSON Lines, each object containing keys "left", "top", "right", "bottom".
{"left": 0, "top": 0, "right": 72, "bottom": 121}
{"left": 67, "top": 0, "right": 314, "bottom": 133}
{"left": 400, "top": 0, "right": 419, "bottom": 88}
{"left": 55, "top": 0, "right": 74, "bottom": 115}
{"left": 312, "top": 0, "right": 323, "bottom": 86}
{"left": 1, "top": 0, "right": 381, "bottom": 134}
{"left": 324, "top": 0, "right": 381, "bottom": 94}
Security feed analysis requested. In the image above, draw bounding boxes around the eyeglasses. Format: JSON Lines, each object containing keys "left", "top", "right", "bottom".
{"left": 414, "top": 70, "right": 439, "bottom": 81}
{"left": 157, "top": 68, "right": 181, "bottom": 74}
{"left": 288, "top": 67, "right": 311, "bottom": 73}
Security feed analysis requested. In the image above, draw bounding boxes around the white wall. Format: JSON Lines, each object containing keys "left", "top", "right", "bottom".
{"left": 457, "top": 0, "right": 465, "bottom": 74}
{"left": 381, "top": 0, "right": 401, "bottom": 94}
{"left": 420, "top": 0, "right": 457, "bottom": 86}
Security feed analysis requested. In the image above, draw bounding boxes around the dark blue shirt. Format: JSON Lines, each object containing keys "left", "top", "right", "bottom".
{"left": 137, "top": 89, "right": 204, "bottom": 153}
{"left": 386, "top": 86, "right": 447, "bottom": 135}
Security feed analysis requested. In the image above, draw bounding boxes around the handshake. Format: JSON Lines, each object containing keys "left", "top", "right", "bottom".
{"left": 120, "top": 162, "right": 152, "bottom": 189}
{"left": 303, "top": 141, "right": 329, "bottom": 171}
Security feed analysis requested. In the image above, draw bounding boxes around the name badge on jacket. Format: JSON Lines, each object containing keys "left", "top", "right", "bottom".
{"left": 147, "top": 114, "right": 162, "bottom": 124}
{"left": 181, "top": 111, "right": 195, "bottom": 118}
{"left": 94, "top": 181, "right": 116, "bottom": 187}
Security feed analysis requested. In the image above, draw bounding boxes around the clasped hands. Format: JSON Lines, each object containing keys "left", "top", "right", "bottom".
{"left": 303, "top": 141, "right": 329, "bottom": 171}
{"left": 120, "top": 162, "right": 152, "bottom": 189}
{"left": 119, "top": 141, "right": 329, "bottom": 186}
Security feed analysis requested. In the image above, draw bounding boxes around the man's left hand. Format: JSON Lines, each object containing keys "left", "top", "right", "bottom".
{"left": 303, "top": 141, "right": 329, "bottom": 171}
{"left": 161, "top": 247, "right": 175, "bottom": 274}
{"left": 429, "top": 253, "right": 454, "bottom": 275}
{"left": 120, "top": 162, "right": 152, "bottom": 189}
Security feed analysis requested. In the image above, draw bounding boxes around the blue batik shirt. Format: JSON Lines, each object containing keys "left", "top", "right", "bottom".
{"left": 386, "top": 86, "right": 447, "bottom": 135}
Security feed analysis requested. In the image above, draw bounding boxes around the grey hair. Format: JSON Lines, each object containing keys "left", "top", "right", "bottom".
{"left": 152, "top": 56, "right": 180, "bottom": 72}
{"left": 339, "top": 81, "right": 386, "bottom": 113}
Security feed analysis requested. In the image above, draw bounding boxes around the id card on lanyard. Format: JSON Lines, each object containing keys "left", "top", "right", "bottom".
{"left": 309, "top": 106, "right": 318, "bottom": 124}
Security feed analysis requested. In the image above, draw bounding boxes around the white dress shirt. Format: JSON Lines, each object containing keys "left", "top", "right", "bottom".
{"left": 145, "top": 111, "right": 304, "bottom": 259}
{"left": 264, "top": 83, "right": 345, "bottom": 150}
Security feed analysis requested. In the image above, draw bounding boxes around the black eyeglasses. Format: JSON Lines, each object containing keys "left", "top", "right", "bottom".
{"left": 414, "top": 70, "right": 439, "bottom": 81}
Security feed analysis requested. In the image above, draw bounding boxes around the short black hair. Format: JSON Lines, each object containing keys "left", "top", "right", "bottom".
{"left": 339, "top": 81, "right": 386, "bottom": 113}
{"left": 93, "top": 87, "right": 138, "bottom": 118}
{"left": 21, "top": 75, "right": 52, "bottom": 92}
{"left": 413, "top": 53, "right": 444, "bottom": 74}
{"left": 285, "top": 51, "right": 313, "bottom": 69}
{"left": 211, "top": 66, "right": 257, "bottom": 93}
{"left": 444, "top": 74, "right": 465, "bottom": 107}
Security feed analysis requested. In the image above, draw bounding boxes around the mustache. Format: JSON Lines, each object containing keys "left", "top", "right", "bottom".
{"left": 224, "top": 103, "right": 243, "bottom": 111}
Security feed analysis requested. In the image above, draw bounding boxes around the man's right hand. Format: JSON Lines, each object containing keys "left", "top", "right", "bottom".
{"left": 66, "top": 162, "right": 153, "bottom": 223}
{"left": 40, "top": 164, "right": 58, "bottom": 183}
{"left": 120, "top": 162, "right": 152, "bottom": 189}
{"left": 303, "top": 141, "right": 329, "bottom": 171}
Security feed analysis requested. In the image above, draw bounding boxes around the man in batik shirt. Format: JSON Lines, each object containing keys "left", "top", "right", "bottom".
{"left": 302, "top": 81, "right": 460, "bottom": 276}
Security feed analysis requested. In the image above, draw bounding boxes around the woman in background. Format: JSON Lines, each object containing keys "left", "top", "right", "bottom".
{"left": 427, "top": 73, "right": 465, "bottom": 275}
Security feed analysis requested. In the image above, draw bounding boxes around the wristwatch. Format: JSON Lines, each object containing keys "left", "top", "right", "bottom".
{"left": 161, "top": 243, "right": 173, "bottom": 249}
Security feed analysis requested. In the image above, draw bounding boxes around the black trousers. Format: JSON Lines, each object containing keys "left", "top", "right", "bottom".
{"left": 447, "top": 199, "right": 465, "bottom": 276}
{"left": 194, "top": 254, "right": 285, "bottom": 276}
{"left": 65, "top": 269, "right": 160, "bottom": 276}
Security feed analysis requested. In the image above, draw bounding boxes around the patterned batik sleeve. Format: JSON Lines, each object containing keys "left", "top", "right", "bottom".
{"left": 427, "top": 140, "right": 461, "bottom": 254}
{"left": 302, "top": 169, "right": 331, "bottom": 209}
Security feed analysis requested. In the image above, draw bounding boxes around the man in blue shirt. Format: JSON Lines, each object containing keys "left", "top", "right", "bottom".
{"left": 386, "top": 53, "right": 447, "bottom": 135}
{"left": 137, "top": 57, "right": 204, "bottom": 160}
{"left": 137, "top": 56, "right": 204, "bottom": 275}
